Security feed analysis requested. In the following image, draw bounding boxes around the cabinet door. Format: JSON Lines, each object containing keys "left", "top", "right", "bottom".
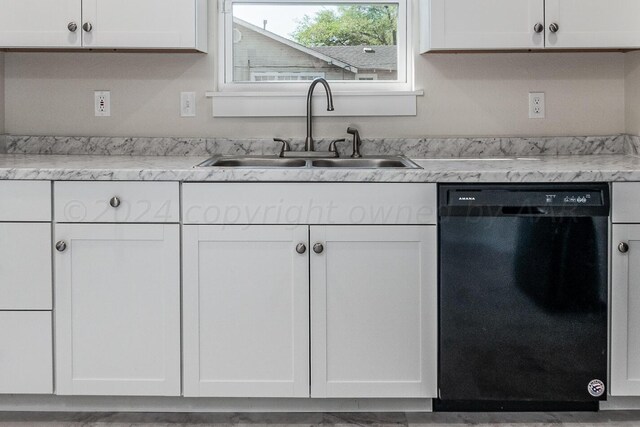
{"left": 310, "top": 226, "right": 437, "bottom": 398}
{"left": 0, "top": 0, "right": 81, "bottom": 48}
{"left": 54, "top": 224, "right": 180, "bottom": 396}
{"left": 0, "top": 223, "right": 51, "bottom": 310}
{"left": 183, "top": 225, "right": 309, "bottom": 397}
{"left": 81, "top": 0, "right": 201, "bottom": 49}
{"left": 611, "top": 224, "right": 640, "bottom": 395}
{"left": 545, "top": 0, "right": 640, "bottom": 49}
{"left": 423, "top": 0, "right": 544, "bottom": 51}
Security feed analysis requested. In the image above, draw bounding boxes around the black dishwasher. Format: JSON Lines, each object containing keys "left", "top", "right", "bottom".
{"left": 437, "top": 184, "right": 609, "bottom": 411}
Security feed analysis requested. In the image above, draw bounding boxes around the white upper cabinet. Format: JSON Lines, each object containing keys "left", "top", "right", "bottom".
{"left": 0, "top": 0, "right": 81, "bottom": 48}
{"left": 545, "top": 0, "right": 640, "bottom": 49}
{"left": 81, "top": 0, "right": 207, "bottom": 51}
{"left": 421, "top": 0, "right": 640, "bottom": 52}
{"left": 0, "top": 0, "right": 206, "bottom": 51}
{"left": 310, "top": 226, "right": 437, "bottom": 398}
{"left": 421, "top": 0, "right": 544, "bottom": 51}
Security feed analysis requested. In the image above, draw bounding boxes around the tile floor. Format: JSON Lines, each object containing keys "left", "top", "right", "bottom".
{"left": 1, "top": 411, "right": 640, "bottom": 427}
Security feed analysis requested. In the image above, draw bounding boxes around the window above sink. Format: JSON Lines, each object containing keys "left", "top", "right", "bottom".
{"left": 207, "top": 0, "right": 422, "bottom": 117}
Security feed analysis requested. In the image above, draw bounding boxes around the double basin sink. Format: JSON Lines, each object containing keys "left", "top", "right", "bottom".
{"left": 198, "top": 156, "right": 421, "bottom": 169}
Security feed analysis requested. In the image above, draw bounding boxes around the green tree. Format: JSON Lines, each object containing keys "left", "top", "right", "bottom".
{"left": 292, "top": 5, "right": 397, "bottom": 47}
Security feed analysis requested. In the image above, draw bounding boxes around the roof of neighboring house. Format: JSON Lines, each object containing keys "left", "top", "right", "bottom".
{"left": 233, "top": 18, "right": 358, "bottom": 73}
{"left": 233, "top": 18, "right": 398, "bottom": 72}
{"left": 311, "top": 46, "right": 397, "bottom": 71}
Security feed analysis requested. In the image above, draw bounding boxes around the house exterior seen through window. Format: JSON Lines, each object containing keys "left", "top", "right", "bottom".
{"left": 224, "top": 2, "right": 405, "bottom": 85}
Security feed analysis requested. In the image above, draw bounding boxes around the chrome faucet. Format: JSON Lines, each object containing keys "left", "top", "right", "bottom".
{"left": 305, "top": 78, "right": 334, "bottom": 152}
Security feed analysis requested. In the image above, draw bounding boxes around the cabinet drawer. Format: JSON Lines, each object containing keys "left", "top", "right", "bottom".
{"left": 0, "top": 311, "right": 53, "bottom": 394}
{"left": 0, "top": 181, "right": 51, "bottom": 222}
{"left": 613, "top": 183, "right": 640, "bottom": 223}
{"left": 0, "top": 223, "right": 52, "bottom": 310}
{"left": 183, "top": 183, "right": 437, "bottom": 225}
{"left": 55, "top": 182, "right": 179, "bottom": 223}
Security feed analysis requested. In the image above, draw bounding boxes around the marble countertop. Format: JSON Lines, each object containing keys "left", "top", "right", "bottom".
{"left": 0, "top": 153, "right": 639, "bottom": 182}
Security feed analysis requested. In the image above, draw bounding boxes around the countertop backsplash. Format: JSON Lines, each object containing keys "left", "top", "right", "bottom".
{"left": 1, "top": 134, "right": 634, "bottom": 158}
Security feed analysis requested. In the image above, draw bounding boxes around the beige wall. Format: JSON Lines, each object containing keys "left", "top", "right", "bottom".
{"left": 625, "top": 51, "right": 640, "bottom": 136}
{"left": 1, "top": 0, "right": 627, "bottom": 138}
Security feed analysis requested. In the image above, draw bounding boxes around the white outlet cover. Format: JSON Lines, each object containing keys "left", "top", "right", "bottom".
{"left": 94, "top": 91, "right": 111, "bottom": 117}
{"left": 181, "top": 92, "right": 196, "bottom": 117}
{"left": 529, "top": 92, "right": 545, "bottom": 119}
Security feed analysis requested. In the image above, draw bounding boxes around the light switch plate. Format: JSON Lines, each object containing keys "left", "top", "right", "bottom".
{"left": 181, "top": 92, "right": 196, "bottom": 117}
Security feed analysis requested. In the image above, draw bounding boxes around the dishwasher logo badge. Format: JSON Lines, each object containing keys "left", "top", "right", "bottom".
{"left": 588, "top": 379, "right": 605, "bottom": 397}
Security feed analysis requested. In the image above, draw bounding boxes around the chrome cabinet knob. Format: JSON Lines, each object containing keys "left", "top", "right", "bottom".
{"left": 56, "top": 241, "right": 67, "bottom": 252}
{"left": 533, "top": 23, "right": 544, "bottom": 34}
{"left": 619, "top": 242, "right": 630, "bottom": 253}
{"left": 549, "top": 23, "right": 559, "bottom": 33}
{"left": 83, "top": 22, "right": 93, "bottom": 32}
{"left": 109, "top": 196, "right": 121, "bottom": 208}
{"left": 296, "top": 243, "right": 307, "bottom": 254}
{"left": 68, "top": 22, "right": 78, "bottom": 32}
{"left": 313, "top": 243, "right": 324, "bottom": 254}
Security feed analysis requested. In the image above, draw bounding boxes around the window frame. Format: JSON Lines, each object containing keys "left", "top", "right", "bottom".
{"left": 217, "top": 0, "right": 412, "bottom": 92}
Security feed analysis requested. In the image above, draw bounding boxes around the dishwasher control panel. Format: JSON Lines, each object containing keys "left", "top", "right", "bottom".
{"left": 448, "top": 190, "right": 605, "bottom": 207}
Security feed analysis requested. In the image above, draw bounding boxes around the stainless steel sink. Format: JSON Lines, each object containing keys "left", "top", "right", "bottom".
{"left": 198, "top": 157, "right": 307, "bottom": 168}
{"left": 311, "top": 157, "right": 420, "bottom": 169}
{"left": 196, "top": 155, "right": 421, "bottom": 169}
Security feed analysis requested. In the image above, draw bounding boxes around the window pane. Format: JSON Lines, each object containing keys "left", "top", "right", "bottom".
{"left": 231, "top": 4, "right": 399, "bottom": 82}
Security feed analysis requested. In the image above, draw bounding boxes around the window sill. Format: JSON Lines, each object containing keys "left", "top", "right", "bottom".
{"left": 205, "top": 90, "right": 424, "bottom": 118}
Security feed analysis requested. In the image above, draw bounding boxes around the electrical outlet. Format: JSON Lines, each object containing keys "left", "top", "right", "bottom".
{"left": 529, "top": 92, "right": 545, "bottom": 119}
{"left": 94, "top": 91, "right": 111, "bottom": 117}
{"left": 181, "top": 92, "right": 196, "bottom": 117}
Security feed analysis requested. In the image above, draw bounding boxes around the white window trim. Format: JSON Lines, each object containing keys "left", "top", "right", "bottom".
{"left": 205, "top": 90, "right": 422, "bottom": 117}
{"left": 210, "top": 0, "right": 420, "bottom": 117}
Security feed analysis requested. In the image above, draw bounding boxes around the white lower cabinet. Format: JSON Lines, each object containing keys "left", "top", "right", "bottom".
{"left": 182, "top": 225, "right": 310, "bottom": 397}
{"left": 310, "top": 226, "right": 437, "bottom": 398}
{"left": 54, "top": 223, "right": 181, "bottom": 396}
{"left": 611, "top": 224, "right": 640, "bottom": 395}
{"left": 0, "top": 311, "right": 53, "bottom": 394}
{"left": 182, "top": 224, "right": 438, "bottom": 399}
